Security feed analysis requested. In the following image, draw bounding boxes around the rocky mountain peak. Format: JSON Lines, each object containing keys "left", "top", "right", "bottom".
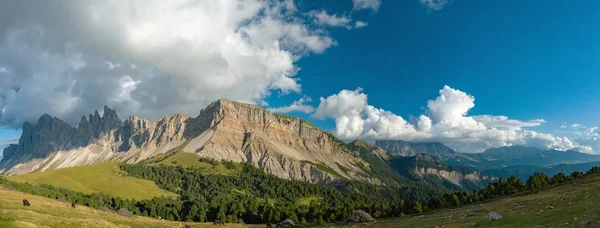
{"left": 3, "top": 106, "right": 127, "bottom": 161}
{"left": 100, "top": 105, "right": 123, "bottom": 132}
{"left": 79, "top": 115, "right": 88, "bottom": 126}
{"left": 38, "top": 113, "right": 53, "bottom": 124}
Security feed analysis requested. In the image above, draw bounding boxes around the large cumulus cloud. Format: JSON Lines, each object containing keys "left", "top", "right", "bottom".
{"left": 0, "top": 0, "right": 349, "bottom": 127}
{"left": 313, "top": 86, "right": 594, "bottom": 153}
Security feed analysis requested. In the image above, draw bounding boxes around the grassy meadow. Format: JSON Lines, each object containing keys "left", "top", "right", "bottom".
{"left": 0, "top": 188, "right": 246, "bottom": 228}
{"left": 358, "top": 174, "right": 600, "bottom": 227}
{"left": 6, "top": 162, "right": 177, "bottom": 200}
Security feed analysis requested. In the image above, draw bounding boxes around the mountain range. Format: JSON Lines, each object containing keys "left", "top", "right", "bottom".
{"left": 1, "top": 100, "right": 382, "bottom": 185}
{"left": 2, "top": 99, "right": 599, "bottom": 192}
{"left": 377, "top": 139, "right": 600, "bottom": 180}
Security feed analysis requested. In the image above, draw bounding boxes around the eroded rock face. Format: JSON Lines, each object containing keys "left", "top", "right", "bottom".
{"left": 0, "top": 106, "right": 190, "bottom": 175}
{"left": 180, "top": 100, "right": 375, "bottom": 184}
{"left": 0, "top": 100, "right": 378, "bottom": 185}
{"left": 415, "top": 167, "right": 494, "bottom": 187}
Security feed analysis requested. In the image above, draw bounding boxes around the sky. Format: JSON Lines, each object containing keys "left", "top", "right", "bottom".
{"left": 0, "top": 0, "right": 599, "bottom": 154}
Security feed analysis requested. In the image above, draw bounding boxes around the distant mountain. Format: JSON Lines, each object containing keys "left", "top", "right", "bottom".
{"left": 347, "top": 140, "right": 409, "bottom": 187}
{"left": 1, "top": 100, "right": 381, "bottom": 185}
{"left": 374, "top": 140, "right": 600, "bottom": 181}
{"left": 445, "top": 146, "right": 600, "bottom": 170}
{"left": 389, "top": 154, "right": 495, "bottom": 191}
{"left": 483, "top": 161, "right": 600, "bottom": 181}
{"left": 349, "top": 140, "right": 492, "bottom": 191}
{"left": 375, "top": 140, "right": 457, "bottom": 160}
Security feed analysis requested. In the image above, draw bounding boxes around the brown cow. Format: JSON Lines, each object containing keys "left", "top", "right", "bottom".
{"left": 213, "top": 220, "right": 225, "bottom": 225}
{"left": 71, "top": 203, "right": 76, "bottom": 209}
{"left": 22, "top": 199, "right": 30, "bottom": 206}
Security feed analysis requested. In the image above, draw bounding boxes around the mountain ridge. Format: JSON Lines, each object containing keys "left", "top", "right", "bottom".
{"left": 0, "top": 99, "right": 378, "bottom": 185}
{"left": 374, "top": 139, "right": 457, "bottom": 160}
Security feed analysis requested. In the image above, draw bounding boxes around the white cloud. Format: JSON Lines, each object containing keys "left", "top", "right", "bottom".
{"left": 572, "top": 124, "right": 585, "bottom": 129}
{"left": 313, "top": 88, "right": 368, "bottom": 119}
{"left": 314, "top": 85, "right": 586, "bottom": 153}
{"left": 420, "top": 0, "right": 450, "bottom": 11}
{"left": 0, "top": 137, "right": 19, "bottom": 150}
{"left": 269, "top": 96, "right": 315, "bottom": 114}
{"left": 354, "top": 21, "right": 368, "bottom": 28}
{"left": 472, "top": 115, "right": 545, "bottom": 131}
{"left": 312, "top": 87, "right": 427, "bottom": 140}
{"left": 353, "top": 0, "right": 381, "bottom": 11}
{"left": 560, "top": 123, "right": 567, "bottom": 128}
{"left": 308, "top": 10, "right": 352, "bottom": 28}
{"left": 0, "top": 0, "right": 343, "bottom": 127}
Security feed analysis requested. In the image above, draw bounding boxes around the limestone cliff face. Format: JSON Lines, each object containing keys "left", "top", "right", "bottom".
{"left": 0, "top": 100, "right": 376, "bottom": 185}
{"left": 0, "top": 105, "right": 191, "bottom": 175}
{"left": 181, "top": 100, "right": 375, "bottom": 184}
{"left": 414, "top": 167, "right": 494, "bottom": 188}
{"left": 375, "top": 140, "right": 457, "bottom": 160}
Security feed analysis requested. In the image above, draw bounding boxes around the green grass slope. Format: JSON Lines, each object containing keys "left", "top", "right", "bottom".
{"left": 7, "top": 162, "right": 177, "bottom": 200}
{"left": 363, "top": 174, "right": 600, "bottom": 227}
{"left": 146, "top": 150, "right": 242, "bottom": 176}
{"left": 0, "top": 188, "right": 245, "bottom": 228}
{"left": 154, "top": 151, "right": 213, "bottom": 169}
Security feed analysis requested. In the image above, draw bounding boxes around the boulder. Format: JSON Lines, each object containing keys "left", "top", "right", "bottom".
{"left": 279, "top": 218, "right": 295, "bottom": 226}
{"left": 488, "top": 211, "right": 503, "bottom": 221}
{"left": 117, "top": 208, "right": 133, "bottom": 217}
{"left": 347, "top": 210, "right": 375, "bottom": 223}
{"left": 56, "top": 198, "right": 70, "bottom": 204}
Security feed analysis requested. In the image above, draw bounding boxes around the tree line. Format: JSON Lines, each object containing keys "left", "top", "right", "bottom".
{"left": 426, "top": 167, "right": 600, "bottom": 211}
{"left": 118, "top": 162, "right": 443, "bottom": 224}
{"left": 2, "top": 161, "right": 599, "bottom": 225}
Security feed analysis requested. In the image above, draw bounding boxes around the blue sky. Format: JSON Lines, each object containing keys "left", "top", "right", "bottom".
{"left": 1, "top": 0, "right": 599, "bottom": 154}
{"left": 268, "top": 0, "right": 600, "bottom": 131}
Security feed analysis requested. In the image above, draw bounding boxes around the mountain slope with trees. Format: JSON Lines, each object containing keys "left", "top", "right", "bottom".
{"left": 350, "top": 140, "right": 494, "bottom": 191}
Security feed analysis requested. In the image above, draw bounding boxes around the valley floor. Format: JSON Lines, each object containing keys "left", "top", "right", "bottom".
{"left": 358, "top": 174, "right": 600, "bottom": 227}
{"left": 0, "top": 188, "right": 244, "bottom": 228}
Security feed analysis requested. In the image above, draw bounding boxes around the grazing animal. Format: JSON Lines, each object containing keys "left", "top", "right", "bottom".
{"left": 22, "top": 199, "right": 31, "bottom": 206}
{"left": 71, "top": 203, "right": 76, "bottom": 209}
{"left": 213, "top": 220, "right": 225, "bottom": 225}
{"left": 266, "top": 223, "right": 273, "bottom": 228}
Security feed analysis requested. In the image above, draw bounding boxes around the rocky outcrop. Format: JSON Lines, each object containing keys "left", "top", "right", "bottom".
{"left": 0, "top": 100, "right": 376, "bottom": 185}
{"left": 415, "top": 167, "right": 494, "bottom": 188}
